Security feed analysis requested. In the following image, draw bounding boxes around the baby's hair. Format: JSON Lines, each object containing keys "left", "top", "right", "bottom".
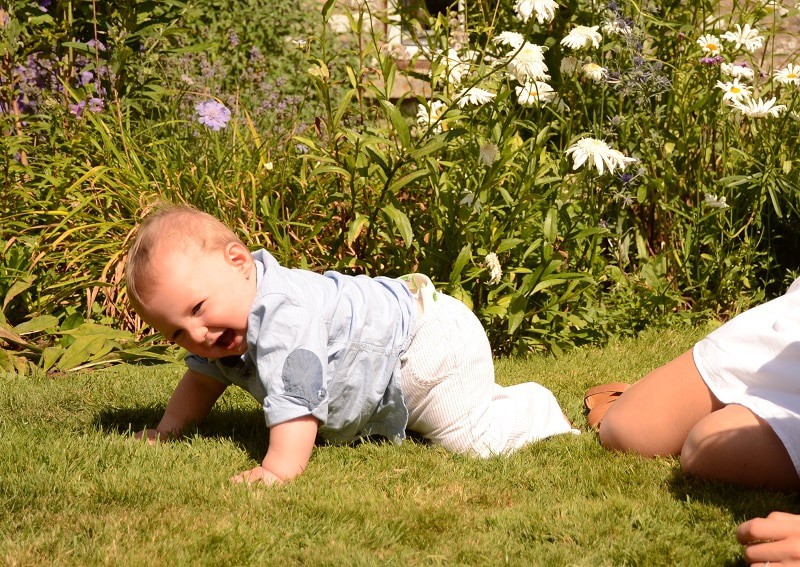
{"left": 125, "top": 203, "right": 245, "bottom": 311}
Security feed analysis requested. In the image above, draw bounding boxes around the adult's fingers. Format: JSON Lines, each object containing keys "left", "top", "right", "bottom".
{"left": 741, "top": 538, "right": 800, "bottom": 566}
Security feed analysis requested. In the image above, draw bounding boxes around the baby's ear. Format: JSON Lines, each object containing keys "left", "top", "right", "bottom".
{"left": 225, "top": 242, "right": 253, "bottom": 274}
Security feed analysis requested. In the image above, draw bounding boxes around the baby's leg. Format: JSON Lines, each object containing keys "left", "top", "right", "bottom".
{"left": 400, "top": 294, "right": 573, "bottom": 458}
{"left": 599, "top": 350, "right": 724, "bottom": 456}
{"left": 681, "top": 404, "right": 800, "bottom": 490}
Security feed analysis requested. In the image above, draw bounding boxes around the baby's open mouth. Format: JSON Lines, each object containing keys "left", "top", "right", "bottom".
{"left": 215, "top": 329, "right": 236, "bottom": 349}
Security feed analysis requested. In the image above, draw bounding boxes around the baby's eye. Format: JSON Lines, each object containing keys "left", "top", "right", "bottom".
{"left": 170, "top": 329, "right": 183, "bottom": 343}
{"left": 191, "top": 301, "right": 204, "bottom": 315}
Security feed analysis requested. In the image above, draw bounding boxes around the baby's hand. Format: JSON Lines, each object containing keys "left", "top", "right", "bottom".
{"left": 230, "top": 465, "right": 284, "bottom": 486}
{"left": 134, "top": 428, "right": 165, "bottom": 445}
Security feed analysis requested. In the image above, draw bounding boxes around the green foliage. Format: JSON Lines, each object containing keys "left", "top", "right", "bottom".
{"left": 2, "top": 0, "right": 800, "bottom": 368}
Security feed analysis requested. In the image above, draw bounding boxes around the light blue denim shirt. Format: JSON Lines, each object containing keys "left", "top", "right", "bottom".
{"left": 185, "top": 249, "right": 416, "bottom": 444}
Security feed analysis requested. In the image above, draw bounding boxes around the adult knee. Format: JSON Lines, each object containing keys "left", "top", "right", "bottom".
{"left": 679, "top": 426, "right": 705, "bottom": 478}
{"left": 597, "top": 404, "right": 636, "bottom": 452}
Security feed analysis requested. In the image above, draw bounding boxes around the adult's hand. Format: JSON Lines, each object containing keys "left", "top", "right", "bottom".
{"left": 738, "top": 512, "right": 800, "bottom": 565}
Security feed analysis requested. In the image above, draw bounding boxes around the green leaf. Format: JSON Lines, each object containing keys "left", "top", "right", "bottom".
{"left": 321, "top": 0, "right": 336, "bottom": 18}
{"left": 381, "top": 100, "right": 411, "bottom": 149}
{"left": 381, "top": 204, "right": 413, "bottom": 247}
{"left": 59, "top": 322, "right": 133, "bottom": 341}
{"left": 3, "top": 277, "right": 34, "bottom": 312}
{"left": 333, "top": 89, "right": 356, "bottom": 129}
{"left": 408, "top": 137, "right": 448, "bottom": 160}
{"left": 497, "top": 238, "right": 524, "bottom": 254}
{"left": 346, "top": 215, "right": 370, "bottom": 246}
{"left": 41, "top": 346, "right": 65, "bottom": 372}
{"left": 58, "top": 335, "right": 109, "bottom": 371}
{"left": 450, "top": 245, "right": 472, "bottom": 284}
{"left": 543, "top": 208, "right": 557, "bottom": 244}
{"left": 388, "top": 169, "right": 429, "bottom": 194}
{"left": 0, "top": 349, "right": 19, "bottom": 373}
{"left": 14, "top": 315, "right": 59, "bottom": 336}
{"left": 507, "top": 294, "right": 528, "bottom": 334}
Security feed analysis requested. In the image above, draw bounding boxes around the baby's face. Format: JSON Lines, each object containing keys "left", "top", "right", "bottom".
{"left": 138, "top": 242, "right": 256, "bottom": 359}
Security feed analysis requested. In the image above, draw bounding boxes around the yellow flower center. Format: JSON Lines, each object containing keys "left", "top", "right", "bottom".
{"left": 706, "top": 42, "right": 717, "bottom": 50}
{"left": 731, "top": 86, "right": 740, "bottom": 93}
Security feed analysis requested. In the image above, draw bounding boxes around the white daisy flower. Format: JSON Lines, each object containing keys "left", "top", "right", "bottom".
{"left": 721, "top": 23, "right": 764, "bottom": 53}
{"left": 494, "top": 31, "right": 526, "bottom": 49}
{"left": 515, "top": 81, "right": 556, "bottom": 105}
{"left": 485, "top": 253, "right": 503, "bottom": 285}
{"left": 508, "top": 42, "right": 550, "bottom": 83}
{"left": 732, "top": 96, "right": 787, "bottom": 117}
{"left": 560, "top": 25, "right": 602, "bottom": 49}
{"left": 514, "top": 0, "right": 559, "bottom": 25}
{"left": 602, "top": 18, "right": 631, "bottom": 35}
{"left": 721, "top": 62, "right": 755, "bottom": 81}
{"left": 416, "top": 100, "right": 448, "bottom": 133}
{"left": 441, "top": 48, "right": 469, "bottom": 86}
{"left": 774, "top": 63, "right": 800, "bottom": 85}
{"left": 703, "top": 194, "right": 729, "bottom": 209}
{"left": 696, "top": 34, "right": 723, "bottom": 55}
{"left": 582, "top": 62, "right": 608, "bottom": 82}
{"left": 479, "top": 142, "right": 500, "bottom": 166}
{"left": 566, "top": 137, "right": 637, "bottom": 175}
{"left": 560, "top": 56, "right": 578, "bottom": 75}
{"left": 715, "top": 78, "right": 752, "bottom": 103}
{"left": 455, "top": 87, "right": 496, "bottom": 107}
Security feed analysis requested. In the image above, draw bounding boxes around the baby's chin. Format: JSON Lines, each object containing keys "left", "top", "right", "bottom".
{"left": 215, "top": 332, "right": 247, "bottom": 357}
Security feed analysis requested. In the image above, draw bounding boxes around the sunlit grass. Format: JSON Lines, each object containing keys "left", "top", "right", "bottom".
{"left": 2, "top": 323, "right": 797, "bottom": 565}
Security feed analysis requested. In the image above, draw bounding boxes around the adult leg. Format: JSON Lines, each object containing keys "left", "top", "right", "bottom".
{"left": 681, "top": 404, "right": 800, "bottom": 490}
{"left": 599, "top": 349, "right": 725, "bottom": 456}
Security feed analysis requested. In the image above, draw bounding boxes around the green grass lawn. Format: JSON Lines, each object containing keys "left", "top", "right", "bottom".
{"left": 2, "top": 323, "right": 798, "bottom": 566}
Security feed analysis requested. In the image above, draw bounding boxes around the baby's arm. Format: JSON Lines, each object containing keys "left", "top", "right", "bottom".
{"left": 136, "top": 369, "right": 227, "bottom": 442}
{"left": 231, "top": 415, "right": 319, "bottom": 485}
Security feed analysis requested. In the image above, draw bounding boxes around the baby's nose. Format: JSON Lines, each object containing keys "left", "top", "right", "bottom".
{"left": 188, "top": 326, "right": 207, "bottom": 344}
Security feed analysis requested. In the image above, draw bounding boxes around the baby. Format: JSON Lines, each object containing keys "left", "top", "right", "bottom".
{"left": 126, "top": 204, "right": 576, "bottom": 484}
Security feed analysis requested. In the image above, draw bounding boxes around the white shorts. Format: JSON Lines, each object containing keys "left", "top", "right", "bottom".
{"left": 398, "top": 276, "right": 576, "bottom": 458}
{"left": 693, "top": 278, "right": 800, "bottom": 475}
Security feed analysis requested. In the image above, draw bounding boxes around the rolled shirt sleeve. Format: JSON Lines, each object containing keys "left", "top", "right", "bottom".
{"left": 249, "top": 294, "right": 330, "bottom": 428}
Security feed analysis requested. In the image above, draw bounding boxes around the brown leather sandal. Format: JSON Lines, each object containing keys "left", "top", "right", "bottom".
{"left": 583, "top": 382, "right": 630, "bottom": 431}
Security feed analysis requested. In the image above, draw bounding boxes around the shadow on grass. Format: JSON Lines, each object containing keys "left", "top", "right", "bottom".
{"left": 668, "top": 470, "right": 800, "bottom": 566}
{"left": 94, "top": 403, "right": 417, "bottom": 463}
{"left": 93, "top": 404, "right": 269, "bottom": 462}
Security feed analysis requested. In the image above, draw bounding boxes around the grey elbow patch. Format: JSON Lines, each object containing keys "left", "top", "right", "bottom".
{"left": 282, "top": 349, "right": 325, "bottom": 409}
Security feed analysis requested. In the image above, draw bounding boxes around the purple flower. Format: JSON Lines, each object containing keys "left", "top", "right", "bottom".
{"left": 700, "top": 55, "right": 724, "bottom": 65}
{"left": 38, "top": 0, "right": 52, "bottom": 12}
{"left": 195, "top": 100, "right": 231, "bottom": 131}
{"left": 87, "top": 97, "right": 104, "bottom": 112}
{"left": 228, "top": 29, "right": 239, "bottom": 47}
{"left": 69, "top": 100, "right": 86, "bottom": 118}
{"left": 87, "top": 39, "right": 106, "bottom": 52}
{"left": 78, "top": 70, "right": 94, "bottom": 85}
